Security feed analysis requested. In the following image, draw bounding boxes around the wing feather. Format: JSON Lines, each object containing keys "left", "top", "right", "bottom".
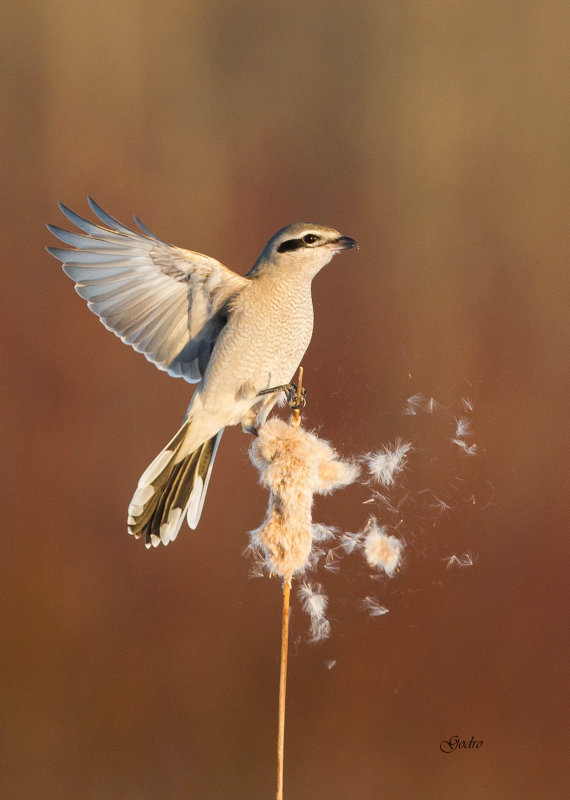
{"left": 88, "top": 196, "right": 153, "bottom": 240}
{"left": 48, "top": 200, "right": 247, "bottom": 382}
{"left": 133, "top": 215, "right": 162, "bottom": 240}
{"left": 46, "top": 224, "right": 128, "bottom": 252}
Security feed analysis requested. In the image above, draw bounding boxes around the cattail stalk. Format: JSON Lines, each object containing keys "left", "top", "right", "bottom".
{"left": 276, "top": 576, "right": 291, "bottom": 800}
{"left": 249, "top": 364, "right": 357, "bottom": 798}
{"left": 276, "top": 365, "right": 303, "bottom": 800}
{"left": 291, "top": 365, "right": 304, "bottom": 428}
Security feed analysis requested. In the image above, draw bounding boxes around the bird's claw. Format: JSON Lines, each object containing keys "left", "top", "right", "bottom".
{"left": 257, "top": 382, "right": 307, "bottom": 409}
{"left": 285, "top": 383, "right": 306, "bottom": 409}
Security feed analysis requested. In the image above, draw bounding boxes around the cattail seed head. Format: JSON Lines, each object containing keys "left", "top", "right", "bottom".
{"left": 248, "top": 418, "right": 359, "bottom": 579}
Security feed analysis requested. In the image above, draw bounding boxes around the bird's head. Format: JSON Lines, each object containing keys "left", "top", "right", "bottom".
{"left": 249, "top": 223, "right": 357, "bottom": 279}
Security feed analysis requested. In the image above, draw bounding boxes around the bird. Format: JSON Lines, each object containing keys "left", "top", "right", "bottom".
{"left": 47, "top": 198, "right": 357, "bottom": 548}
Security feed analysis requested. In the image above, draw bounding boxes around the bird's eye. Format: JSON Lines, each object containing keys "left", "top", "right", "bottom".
{"left": 303, "top": 234, "right": 319, "bottom": 244}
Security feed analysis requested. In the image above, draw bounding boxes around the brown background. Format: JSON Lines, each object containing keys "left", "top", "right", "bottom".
{"left": 1, "top": 2, "right": 568, "bottom": 798}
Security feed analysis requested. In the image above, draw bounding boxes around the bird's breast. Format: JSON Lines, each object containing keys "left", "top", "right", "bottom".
{"left": 202, "top": 277, "right": 314, "bottom": 398}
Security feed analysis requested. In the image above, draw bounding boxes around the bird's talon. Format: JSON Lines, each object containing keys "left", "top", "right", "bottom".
{"left": 257, "top": 382, "right": 306, "bottom": 409}
{"left": 286, "top": 383, "right": 306, "bottom": 409}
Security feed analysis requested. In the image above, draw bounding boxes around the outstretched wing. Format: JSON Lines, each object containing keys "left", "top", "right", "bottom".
{"left": 47, "top": 198, "right": 248, "bottom": 383}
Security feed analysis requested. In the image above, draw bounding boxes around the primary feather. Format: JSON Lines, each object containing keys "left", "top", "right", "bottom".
{"left": 47, "top": 197, "right": 247, "bottom": 383}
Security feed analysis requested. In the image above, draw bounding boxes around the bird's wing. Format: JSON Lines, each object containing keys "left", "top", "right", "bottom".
{"left": 47, "top": 198, "right": 248, "bottom": 383}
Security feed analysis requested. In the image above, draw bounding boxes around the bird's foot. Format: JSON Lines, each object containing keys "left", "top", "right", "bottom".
{"left": 285, "top": 382, "right": 306, "bottom": 409}
{"left": 257, "top": 382, "right": 307, "bottom": 409}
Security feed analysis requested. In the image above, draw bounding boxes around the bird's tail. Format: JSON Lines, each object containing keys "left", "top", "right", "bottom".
{"left": 127, "top": 424, "right": 224, "bottom": 548}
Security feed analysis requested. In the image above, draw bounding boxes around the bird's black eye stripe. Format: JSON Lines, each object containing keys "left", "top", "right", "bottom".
{"left": 277, "top": 238, "right": 304, "bottom": 253}
{"left": 277, "top": 234, "right": 320, "bottom": 253}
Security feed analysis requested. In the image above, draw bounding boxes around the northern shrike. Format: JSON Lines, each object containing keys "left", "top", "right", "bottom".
{"left": 48, "top": 199, "right": 357, "bottom": 548}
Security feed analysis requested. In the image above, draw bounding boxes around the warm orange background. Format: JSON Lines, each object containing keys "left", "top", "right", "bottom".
{"left": 1, "top": 2, "right": 567, "bottom": 798}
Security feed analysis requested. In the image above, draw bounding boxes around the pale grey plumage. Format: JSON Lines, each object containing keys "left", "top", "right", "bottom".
{"left": 47, "top": 200, "right": 357, "bottom": 547}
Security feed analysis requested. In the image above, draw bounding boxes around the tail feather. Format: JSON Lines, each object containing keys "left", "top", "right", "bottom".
{"left": 128, "top": 427, "right": 224, "bottom": 548}
{"left": 146, "top": 451, "right": 199, "bottom": 544}
{"left": 186, "top": 432, "right": 223, "bottom": 530}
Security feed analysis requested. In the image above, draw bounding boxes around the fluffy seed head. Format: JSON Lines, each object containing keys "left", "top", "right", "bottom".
{"left": 297, "top": 582, "right": 331, "bottom": 642}
{"left": 248, "top": 418, "right": 359, "bottom": 579}
{"left": 363, "top": 518, "right": 404, "bottom": 577}
{"left": 361, "top": 596, "right": 390, "bottom": 617}
{"left": 365, "top": 439, "right": 413, "bottom": 487}
{"left": 454, "top": 417, "right": 472, "bottom": 438}
{"left": 445, "top": 552, "right": 477, "bottom": 569}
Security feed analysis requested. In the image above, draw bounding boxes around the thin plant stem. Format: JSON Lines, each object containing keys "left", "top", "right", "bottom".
{"left": 292, "top": 365, "right": 304, "bottom": 428}
{"left": 276, "top": 365, "right": 304, "bottom": 800}
{"left": 276, "top": 578, "right": 291, "bottom": 800}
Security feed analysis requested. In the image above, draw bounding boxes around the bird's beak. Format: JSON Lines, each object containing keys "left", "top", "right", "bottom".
{"left": 329, "top": 235, "right": 358, "bottom": 251}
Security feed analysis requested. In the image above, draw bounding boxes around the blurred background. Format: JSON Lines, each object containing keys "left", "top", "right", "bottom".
{"left": 1, "top": 1, "right": 567, "bottom": 798}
